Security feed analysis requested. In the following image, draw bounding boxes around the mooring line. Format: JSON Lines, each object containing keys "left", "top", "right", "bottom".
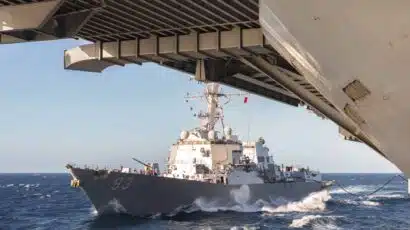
{"left": 332, "top": 174, "right": 407, "bottom": 197}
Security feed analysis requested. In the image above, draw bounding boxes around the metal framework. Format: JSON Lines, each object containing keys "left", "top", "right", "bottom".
{"left": 0, "top": 0, "right": 260, "bottom": 41}
{"left": 0, "top": 0, "right": 367, "bottom": 146}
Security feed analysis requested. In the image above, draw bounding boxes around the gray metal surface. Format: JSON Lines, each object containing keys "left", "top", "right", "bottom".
{"left": 70, "top": 167, "right": 328, "bottom": 216}
{"left": 0, "top": 0, "right": 260, "bottom": 41}
{"left": 0, "top": 0, "right": 332, "bottom": 110}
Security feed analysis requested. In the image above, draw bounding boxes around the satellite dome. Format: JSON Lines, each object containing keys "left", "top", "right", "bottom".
{"left": 258, "top": 137, "right": 265, "bottom": 145}
{"left": 224, "top": 127, "right": 233, "bottom": 136}
{"left": 180, "top": 130, "right": 189, "bottom": 140}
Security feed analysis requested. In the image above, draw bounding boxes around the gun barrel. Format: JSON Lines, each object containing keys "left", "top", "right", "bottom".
{"left": 132, "top": 157, "right": 151, "bottom": 168}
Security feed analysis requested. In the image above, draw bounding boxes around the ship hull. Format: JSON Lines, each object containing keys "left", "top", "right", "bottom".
{"left": 68, "top": 167, "right": 331, "bottom": 217}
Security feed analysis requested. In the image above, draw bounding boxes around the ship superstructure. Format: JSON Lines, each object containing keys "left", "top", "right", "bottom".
{"left": 164, "top": 83, "right": 321, "bottom": 185}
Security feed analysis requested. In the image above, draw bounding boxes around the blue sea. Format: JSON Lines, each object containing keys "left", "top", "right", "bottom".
{"left": 0, "top": 173, "right": 408, "bottom": 230}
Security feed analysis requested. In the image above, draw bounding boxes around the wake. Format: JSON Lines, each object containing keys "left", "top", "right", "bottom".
{"left": 174, "top": 185, "right": 332, "bottom": 215}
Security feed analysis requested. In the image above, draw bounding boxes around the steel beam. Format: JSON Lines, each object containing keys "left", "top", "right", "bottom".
{"left": 64, "top": 28, "right": 272, "bottom": 72}
{"left": 239, "top": 55, "right": 386, "bottom": 158}
{"left": 232, "top": 73, "right": 297, "bottom": 99}
{"left": 0, "top": 0, "right": 65, "bottom": 44}
{"left": 0, "top": 0, "right": 61, "bottom": 32}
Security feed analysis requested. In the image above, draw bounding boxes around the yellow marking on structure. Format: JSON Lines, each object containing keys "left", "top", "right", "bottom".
{"left": 70, "top": 179, "right": 80, "bottom": 188}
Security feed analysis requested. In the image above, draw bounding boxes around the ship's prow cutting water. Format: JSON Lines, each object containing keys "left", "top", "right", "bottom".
{"left": 66, "top": 83, "right": 333, "bottom": 217}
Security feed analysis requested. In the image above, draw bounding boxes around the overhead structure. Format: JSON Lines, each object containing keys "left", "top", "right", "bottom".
{"left": 3, "top": 0, "right": 410, "bottom": 178}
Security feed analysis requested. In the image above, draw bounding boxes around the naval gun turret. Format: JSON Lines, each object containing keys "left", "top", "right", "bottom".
{"left": 132, "top": 157, "right": 160, "bottom": 175}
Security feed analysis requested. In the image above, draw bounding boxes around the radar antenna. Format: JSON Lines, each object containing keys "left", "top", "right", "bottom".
{"left": 184, "top": 83, "right": 248, "bottom": 136}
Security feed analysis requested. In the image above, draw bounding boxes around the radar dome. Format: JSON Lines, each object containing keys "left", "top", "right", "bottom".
{"left": 224, "top": 127, "right": 233, "bottom": 136}
{"left": 180, "top": 130, "right": 189, "bottom": 140}
{"left": 208, "top": 130, "right": 217, "bottom": 140}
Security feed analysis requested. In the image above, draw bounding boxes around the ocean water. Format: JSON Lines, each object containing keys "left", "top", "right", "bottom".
{"left": 0, "top": 173, "right": 409, "bottom": 230}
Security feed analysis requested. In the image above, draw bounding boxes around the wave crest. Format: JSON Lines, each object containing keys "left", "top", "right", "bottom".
{"left": 289, "top": 215, "right": 343, "bottom": 229}
{"left": 184, "top": 185, "right": 331, "bottom": 214}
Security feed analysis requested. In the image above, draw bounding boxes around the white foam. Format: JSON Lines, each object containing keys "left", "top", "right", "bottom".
{"left": 192, "top": 185, "right": 262, "bottom": 213}
{"left": 91, "top": 198, "right": 127, "bottom": 215}
{"left": 24, "top": 184, "right": 31, "bottom": 190}
{"left": 167, "top": 204, "right": 192, "bottom": 216}
{"left": 336, "top": 198, "right": 380, "bottom": 207}
{"left": 90, "top": 206, "right": 98, "bottom": 216}
{"left": 193, "top": 197, "right": 260, "bottom": 213}
{"left": 312, "top": 221, "right": 343, "bottom": 230}
{"left": 368, "top": 193, "right": 406, "bottom": 199}
{"left": 289, "top": 215, "right": 343, "bottom": 229}
{"left": 230, "top": 185, "right": 251, "bottom": 204}
{"left": 263, "top": 190, "right": 331, "bottom": 213}
{"left": 230, "top": 226, "right": 259, "bottom": 230}
{"left": 272, "top": 213, "right": 285, "bottom": 217}
{"left": 361, "top": 200, "right": 380, "bottom": 206}
{"left": 290, "top": 215, "right": 323, "bottom": 228}
{"left": 337, "top": 199, "right": 357, "bottom": 205}
{"left": 102, "top": 198, "right": 127, "bottom": 214}
{"left": 23, "top": 184, "right": 39, "bottom": 190}
{"left": 190, "top": 187, "right": 331, "bottom": 214}
{"left": 330, "top": 185, "right": 373, "bottom": 194}
{"left": 149, "top": 213, "right": 162, "bottom": 219}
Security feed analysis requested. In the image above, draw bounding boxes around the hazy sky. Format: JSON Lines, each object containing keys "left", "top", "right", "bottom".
{"left": 0, "top": 39, "right": 400, "bottom": 173}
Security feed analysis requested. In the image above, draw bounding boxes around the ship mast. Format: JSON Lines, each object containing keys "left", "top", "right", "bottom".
{"left": 185, "top": 83, "right": 247, "bottom": 135}
{"left": 203, "top": 83, "right": 221, "bottom": 131}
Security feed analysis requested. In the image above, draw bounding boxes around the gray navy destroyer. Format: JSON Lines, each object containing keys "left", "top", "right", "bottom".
{"left": 66, "top": 83, "right": 333, "bottom": 217}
